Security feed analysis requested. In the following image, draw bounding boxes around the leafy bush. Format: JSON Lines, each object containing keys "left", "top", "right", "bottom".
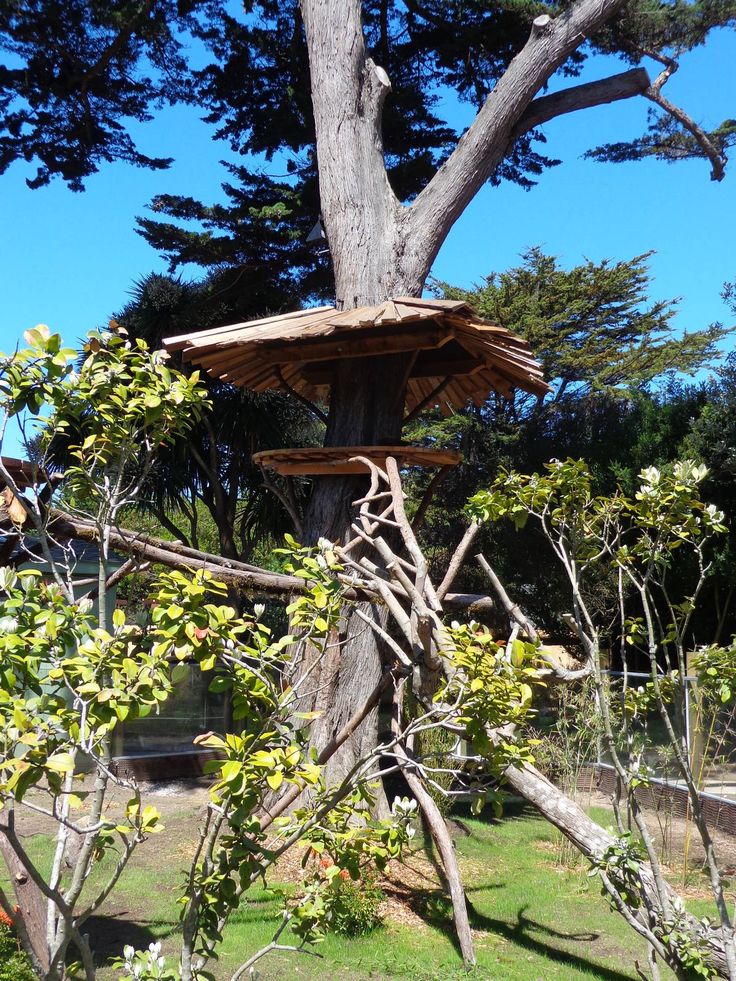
{"left": 326, "top": 873, "right": 384, "bottom": 937}
{"left": 0, "top": 920, "right": 36, "bottom": 981}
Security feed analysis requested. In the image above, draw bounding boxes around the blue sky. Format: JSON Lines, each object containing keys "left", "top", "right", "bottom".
{"left": 1, "top": 28, "right": 734, "bottom": 376}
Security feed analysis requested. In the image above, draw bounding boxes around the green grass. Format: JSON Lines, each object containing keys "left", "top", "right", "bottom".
{"left": 3, "top": 802, "right": 715, "bottom": 979}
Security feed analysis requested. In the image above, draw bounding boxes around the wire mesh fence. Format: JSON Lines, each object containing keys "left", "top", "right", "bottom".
{"left": 599, "top": 671, "right": 736, "bottom": 803}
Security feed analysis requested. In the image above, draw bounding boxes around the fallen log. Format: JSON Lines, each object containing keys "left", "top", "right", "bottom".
{"left": 43, "top": 509, "right": 496, "bottom": 615}
{"left": 504, "top": 761, "right": 731, "bottom": 978}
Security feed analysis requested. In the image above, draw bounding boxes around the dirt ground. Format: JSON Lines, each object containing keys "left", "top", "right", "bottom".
{"left": 580, "top": 787, "right": 736, "bottom": 894}
{"left": 14, "top": 775, "right": 736, "bottom": 878}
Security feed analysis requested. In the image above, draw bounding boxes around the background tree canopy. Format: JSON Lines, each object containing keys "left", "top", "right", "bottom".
{"left": 406, "top": 250, "right": 734, "bottom": 641}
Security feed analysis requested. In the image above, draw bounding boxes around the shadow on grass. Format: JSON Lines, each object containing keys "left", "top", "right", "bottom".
{"left": 84, "top": 891, "right": 285, "bottom": 967}
{"left": 451, "top": 799, "right": 540, "bottom": 826}
{"left": 81, "top": 914, "right": 178, "bottom": 964}
{"left": 404, "top": 886, "right": 634, "bottom": 981}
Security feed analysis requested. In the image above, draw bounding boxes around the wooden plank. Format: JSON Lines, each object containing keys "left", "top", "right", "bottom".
{"left": 376, "top": 299, "right": 401, "bottom": 324}
{"left": 406, "top": 376, "right": 436, "bottom": 409}
{"left": 221, "top": 364, "right": 279, "bottom": 389}
{"left": 189, "top": 315, "right": 332, "bottom": 354}
{"left": 252, "top": 445, "right": 462, "bottom": 476}
{"left": 252, "top": 326, "right": 450, "bottom": 365}
{"left": 169, "top": 297, "right": 550, "bottom": 401}
{"left": 412, "top": 355, "right": 482, "bottom": 377}
{"left": 216, "top": 355, "right": 268, "bottom": 383}
{"left": 196, "top": 347, "right": 260, "bottom": 373}
{"left": 183, "top": 308, "right": 339, "bottom": 355}
{"left": 395, "top": 297, "right": 470, "bottom": 313}
{"left": 443, "top": 379, "right": 469, "bottom": 411}
{"left": 226, "top": 368, "right": 277, "bottom": 391}
{"left": 457, "top": 327, "right": 540, "bottom": 366}
{"left": 473, "top": 367, "right": 514, "bottom": 399}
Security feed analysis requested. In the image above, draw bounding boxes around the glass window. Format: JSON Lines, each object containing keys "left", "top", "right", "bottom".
{"left": 120, "top": 666, "right": 227, "bottom": 756}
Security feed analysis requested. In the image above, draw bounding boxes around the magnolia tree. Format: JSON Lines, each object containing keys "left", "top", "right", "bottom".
{"left": 469, "top": 459, "right": 736, "bottom": 980}
{"left": 0, "top": 329, "right": 544, "bottom": 979}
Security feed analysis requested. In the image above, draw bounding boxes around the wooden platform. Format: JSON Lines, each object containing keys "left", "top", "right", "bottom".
{"left": 252, "top": 445, "right": 461, "bottom": 476}
{"left": 164, "top": 297, "right": 549, "bottom": 416}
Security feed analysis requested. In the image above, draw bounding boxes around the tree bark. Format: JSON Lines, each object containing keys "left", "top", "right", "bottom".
{"left": 0, "top": 808, "right": 51, "bottom": 976}
{"left": 396, "top": 744, "right": 476, "bottom": 967}
{"left": 301, "top": 357, "right": 413, "bottom": 813}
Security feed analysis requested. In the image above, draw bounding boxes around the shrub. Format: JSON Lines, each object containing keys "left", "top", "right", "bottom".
{"left": 0, "top": 920, "right": 36, "bottom": 981}
{"left": 326, "top": 873, "right": 384, "bottom": 937}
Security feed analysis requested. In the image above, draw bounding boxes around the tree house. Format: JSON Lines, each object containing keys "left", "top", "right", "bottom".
{"left": 163, "top": 297, "right": 549, "bottom": 478}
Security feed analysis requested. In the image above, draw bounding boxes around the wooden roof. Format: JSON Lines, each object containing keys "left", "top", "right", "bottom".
{"left": 252, "top": 445, "right": 461, "bottom": 476}
{"left": 163, "top": 297, "right": 550, "bottom": 415}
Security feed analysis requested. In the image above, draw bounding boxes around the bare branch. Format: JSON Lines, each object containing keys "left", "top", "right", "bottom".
{"left": 514, "top": 68, "right": 650, "bottom": 137}
{"left": 437, "top": 521, "right": 480, "bottom": 600}
{"left": 645, "top": 84, "right": 727, "bottom": 182}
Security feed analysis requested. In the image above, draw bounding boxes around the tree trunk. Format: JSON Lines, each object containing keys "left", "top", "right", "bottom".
{"left": 504, "top": 761, "right": 732, "bottom": 978}
{"left": 301, "top": 355, "right": 413, "bottom": 814}
{"left": 0, "top": 808, "right": 51, "bottom": 977}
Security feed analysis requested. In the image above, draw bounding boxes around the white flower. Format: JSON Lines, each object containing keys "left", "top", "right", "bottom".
{"left": 123, "top": 945, "right": 135, "bottom": 961}
{"left": 391, "top": 796, "right": 418, "bottom": 818}
{"left": 0, "top": 615, "right": 18, "bottom": 634}
{"left": 641, "top": 466, "right": 660, "bottom": 486}
{"left": 253, "top": 603, "right": 265, "bottom": 619}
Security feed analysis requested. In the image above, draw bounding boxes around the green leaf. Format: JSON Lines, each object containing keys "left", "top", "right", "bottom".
{"left": 46, "top": 752, "right": 75, "bottom": 774}
{"left": 266, "top": 771, "right": 283, "bottom": 791}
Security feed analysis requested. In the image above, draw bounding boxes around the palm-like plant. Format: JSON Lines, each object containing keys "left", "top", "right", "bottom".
{"left": 103, "top": 272, "right": 321, "bottom": 559}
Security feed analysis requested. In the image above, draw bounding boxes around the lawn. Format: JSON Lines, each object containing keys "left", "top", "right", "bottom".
{"left": 6, "top": 789, "right": 710, "bottom": 980}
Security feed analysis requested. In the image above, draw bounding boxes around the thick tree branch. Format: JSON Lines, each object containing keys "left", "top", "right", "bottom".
{"left": 646, "top": 85, "right": 727, "bottom": 182}
{"left": 475, "top": 554, "right": 592, "bottom": 681}
{"left": 407, "top": 0, "right": 636, "bottom": 266}
{"left": 36, "top": 508, "right": 492, "bottom": 613}
{"left": 503, "top": 760, "right": 730, "bottom": 978}
{"left": 514, "top": 68, "right": 650, "bottom": 138}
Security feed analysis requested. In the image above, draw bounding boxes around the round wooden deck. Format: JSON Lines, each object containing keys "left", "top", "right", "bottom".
{"left": 252, "top": 445, "right": 461, "bottom": 476}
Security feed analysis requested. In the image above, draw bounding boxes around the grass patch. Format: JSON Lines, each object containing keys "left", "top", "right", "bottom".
{"left": 2, "top": 800, "right": 710, "bottom": 979}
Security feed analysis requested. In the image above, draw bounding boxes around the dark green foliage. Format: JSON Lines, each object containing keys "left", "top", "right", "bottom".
{"left": 2, "top": 1, "right": 732, "bottom": 276}
{"left": 436, "top": 248, "right": 728, "bottom": 399}
{"left": 137, "top": 169, "right": 332, "bottom": 304}
{"left": 586, "top": 113, "right": 736, "bottom": 170}
{"left": 327, "top": 873, "right": 384, "bottom": 937}
{"left": 588, "top": 0, "right": 736, "bottom": 175}
{"left": 682, "top": 352, "right": 736, "bottom": 641}
{"left": 410, "top": 250, "right": 729, "bottom": 632}
{"left": 0, "top": 0, "right": 193, "bottom": 190}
